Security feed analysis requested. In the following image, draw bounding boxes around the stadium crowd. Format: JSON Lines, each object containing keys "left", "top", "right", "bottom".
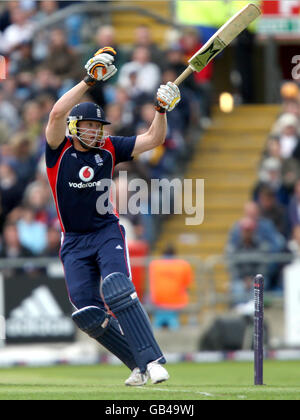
{"left": 226, "top": 81, "right": 300, "bottom": 304}
{"left": 0, "top": 0, "right": 211, "bottom": 258}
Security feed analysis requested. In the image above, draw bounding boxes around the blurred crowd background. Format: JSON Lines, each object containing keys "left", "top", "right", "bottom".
{"left": 226, "top": 81, "right": 300, "bottom": 304}
{"left": 1, "top": 0, "right": 300, "bottom": 309}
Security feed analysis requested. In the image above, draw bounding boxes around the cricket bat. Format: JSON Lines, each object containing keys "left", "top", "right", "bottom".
{"left": 174, "top": 3, "right": 261, "bottom": 86}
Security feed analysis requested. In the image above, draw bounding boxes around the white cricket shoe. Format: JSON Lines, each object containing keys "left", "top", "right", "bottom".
{"left": 147, "top": 361, "right": 170, "bottom": 384}
{"left": 125, "top": 368, "right": 149, "bottom": 387}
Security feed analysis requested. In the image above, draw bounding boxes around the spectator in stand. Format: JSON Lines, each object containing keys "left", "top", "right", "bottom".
{"left": 0, "top": 163, "right": 24, "bottom": 220}
{"left": 84, "top": 25, "right": 127, "bottom": 77}
{"left": 164, "top": 43, "right": 198, "bottom": 94}
{"left": 261, "top": 135, "right": 300, "bottom": 197}
{"left": 31, "top": 1, "right": 59, "bottom": 61}
{"left": 0, "top": 142, "right": 14, "bottom": 166}
{"left": 254, "top": 157, "right": 290, "bottom": 207}
{"left": 15, "top": 70, "right": 34, "bottom": 103}
{"left": 16, "top": 205, "right": 47, "bottom": 255}
{"left": 87, "top": 25, "right": 117, "bottom": 56}
{"left": 135, "top": 104, "right": 171, "bottom": 179}
{"left": 9, "top": 39, "right": 37, "bottom": 75}
{"left": 42, "top": 223, "right": 61, "bottom": 257}
{"left": 0, "top": 88, "right": 20, "bottom": 134}
{"left": 43, "top": 28, "right": 83, "bottom": 84}
{"left": 0, "top": 1, "right": 20, "bottom": 32}
{"left": 9, "top": 132, "right": 38, "bottom": 188}
{"left": 271, "top": 113, "right": 300, "bottom": 160}
{"left": 36, "top": 93, "right": 56, "bottom": 123}
{"left": 257, "top": 185, "right": 289, "bottom": 238}
{"left": 288, "top": 179, "right": 300, "bottom": 231}
{"left": 20, "top": 99, "right": 43, "bottom": 152}
{"left": 149, "top": 244, "right": 194, "bottom": 330}
{"left": 0, "top": 6, "right": 34, "bottom": 56}
{"left": 140, "top": 97, "right": 184, "bottom": 176}
{"left": 228, "top": 201, "right": 286, "bottom": 292}
{"left": 180, "top": 27, "right": 213, "bottom": 122}
{"left": 226, "top": 217, "right": 270, "bottom": 305}
{"left": 23, "top": 180, "right": 53, "bottom": 225}
{"left": 262, "top": 135, "right": 281, "bottom": 160}
{"left": 0, "top": 221, "right": 34, "bottom": 277}
{"left": 31, "top": 66, "right": 60, "bottom": 99}
{"left": 229, "top": 201, "right": 286, "bottom": 255}
{"left": 280, "top": 82, "right": 300, "bottom": 118}
{"left": 113, "top": 86, "right": 135, "bottom": 127}
{"left": 160, "top": 67, "right": 197, "bottom": 136}
{"left": 104, "top": 103, "right": 135, "bottom": 137}
{"left": 130, "top": 24, "right": 164, "bottom": 66}
{"left": 33, "top": 0, "right": 83, "bottom": 48}
{"left": 279, "top": 114, "right": 300, "bottom": 160}
{"left": 33, "top": 0, "right": 58, "bottom": 21}
{"left": 163, "top": 46, "right": 201, "bottom": 130}
{"left": 82, "top": 25, "right": 127, "bottom": 107}
{"left": 118, "top": 46, "right": 161, "bottom": 97}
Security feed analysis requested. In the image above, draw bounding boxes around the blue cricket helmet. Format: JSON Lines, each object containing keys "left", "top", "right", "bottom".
{"left": 67, "top": 102, "right": 111, "bottom": 131}
{"left": 67, "top": 102, "right": 110, "bottom": 148}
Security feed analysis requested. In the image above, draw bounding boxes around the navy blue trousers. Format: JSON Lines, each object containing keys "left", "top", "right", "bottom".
{"left": 60, "top": 222, "right": 131, "bottom": 310}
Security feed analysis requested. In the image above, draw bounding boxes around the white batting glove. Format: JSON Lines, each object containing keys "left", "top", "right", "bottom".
{"left": 84, "top": 47, "right": 118, "bottom": 82}
{"left": 156, "top": 82, "right": 181, "bottom": 112}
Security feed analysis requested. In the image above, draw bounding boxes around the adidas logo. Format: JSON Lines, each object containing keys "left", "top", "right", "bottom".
{"left": 116, "top": 245, "right": 123, "bottom": 250}
{"left": 6, "top": 286, "right": 74, "bottom": 338}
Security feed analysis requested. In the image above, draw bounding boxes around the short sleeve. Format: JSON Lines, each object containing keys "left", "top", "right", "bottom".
{"left": 109, "top": 136, "right": 136, "bottom": 164}
{"left": 45, "top": 137, "right": 69, "bottom": 168}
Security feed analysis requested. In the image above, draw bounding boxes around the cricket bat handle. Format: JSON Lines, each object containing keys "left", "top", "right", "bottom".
{"left": 173, "top": 66, "right": 194, "bottom": 86}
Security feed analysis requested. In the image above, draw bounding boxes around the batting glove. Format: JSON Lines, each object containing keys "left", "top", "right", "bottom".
{"left": 84, "top": 47, "right": 118, "bottom": 83}
{"left": 156, "top": 82, "right": 181, "bottom": 113}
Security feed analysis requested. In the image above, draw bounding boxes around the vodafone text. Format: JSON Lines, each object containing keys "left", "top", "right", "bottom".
{"left": 69, "top": 181, "right": 101, "bottom": 189}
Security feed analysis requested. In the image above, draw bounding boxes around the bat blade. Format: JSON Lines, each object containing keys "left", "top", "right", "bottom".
{"left": 189, "top": 3, "right": 261, "bottom": 72}
{"left": 174, "top": 3, "right": 261, "bottom": 86}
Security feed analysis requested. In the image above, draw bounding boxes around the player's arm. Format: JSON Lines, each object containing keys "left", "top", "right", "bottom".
{"left": 46, "top": 82, "right": 90, "bottom": 149}
{"left": 132, "top": 82, "right": 181, "bottom": 156}
{"left": 46, "top": 47, "right": 117, "bottom": 150}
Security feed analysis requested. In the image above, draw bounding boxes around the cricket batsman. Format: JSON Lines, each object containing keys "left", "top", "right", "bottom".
{"left": 45, "top": 47, "right": 181, "bottom": 386}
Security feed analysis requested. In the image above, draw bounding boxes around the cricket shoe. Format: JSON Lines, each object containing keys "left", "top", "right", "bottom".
{"left": 147, "top": 361, "right": 170, "bottom": 384}
{"left": 125, "top": 368, "right": 149, "bottom": 386}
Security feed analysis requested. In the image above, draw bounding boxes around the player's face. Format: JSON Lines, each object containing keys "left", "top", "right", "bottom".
{"left": 77, "top": 120, "right": 104, "bottom": 149}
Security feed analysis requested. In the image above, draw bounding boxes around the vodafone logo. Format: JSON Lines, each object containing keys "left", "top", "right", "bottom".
{"left": 79, "top": 166, "right": 94, "bottom": 182}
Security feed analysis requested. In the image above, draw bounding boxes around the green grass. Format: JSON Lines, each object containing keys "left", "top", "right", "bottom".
{"left": 0, "top": 361, "right": 299, "bottom": 400}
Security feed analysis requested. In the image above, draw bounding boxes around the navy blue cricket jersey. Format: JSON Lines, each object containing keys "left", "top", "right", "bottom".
{"left": 46, "top": 135, "right": 136, "bottom": 233}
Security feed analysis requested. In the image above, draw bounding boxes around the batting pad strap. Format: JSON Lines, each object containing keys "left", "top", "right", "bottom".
{"left": 72, "top": 306, "right": 110, "bottom": 339}
{"left": 102, "top": 273, "right": 137, "bottom": 313}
